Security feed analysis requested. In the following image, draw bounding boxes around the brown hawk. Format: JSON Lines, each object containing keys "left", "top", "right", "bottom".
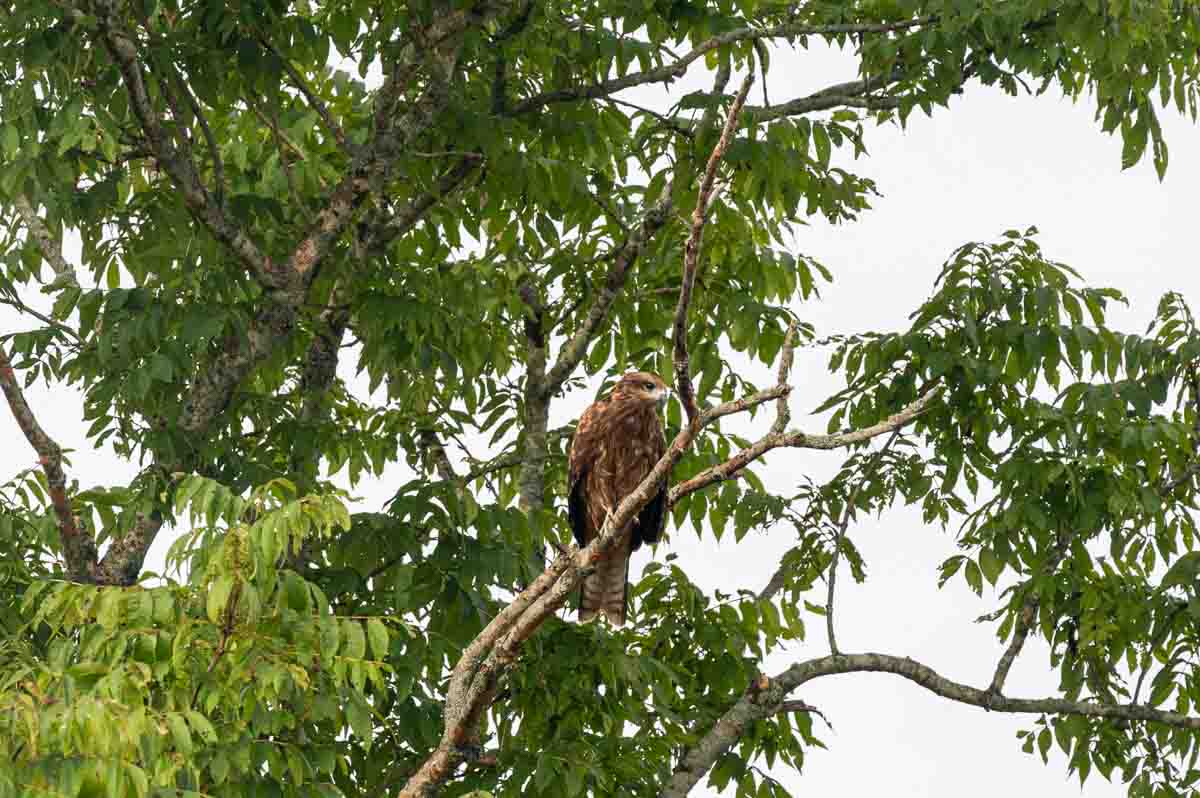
{"left": 568, "top": 371, "right": 670, "bottom": 625}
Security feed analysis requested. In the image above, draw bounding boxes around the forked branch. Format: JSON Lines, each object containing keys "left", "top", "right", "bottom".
{"left": 669, "top": 387, "right": 939, "bottom": 506}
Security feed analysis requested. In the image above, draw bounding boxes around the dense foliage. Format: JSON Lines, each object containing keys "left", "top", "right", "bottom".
{"left": 2, "top": 1, "right": 1200, "bottom": 797}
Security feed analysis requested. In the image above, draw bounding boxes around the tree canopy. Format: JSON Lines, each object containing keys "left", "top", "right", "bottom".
{"left": 3, "top": 1, "right": 1200, "bottom": 797}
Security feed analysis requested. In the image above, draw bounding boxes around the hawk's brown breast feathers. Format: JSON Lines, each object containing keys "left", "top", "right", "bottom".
{"left": 567, "top": 371, "right": 669, "bottom": 625}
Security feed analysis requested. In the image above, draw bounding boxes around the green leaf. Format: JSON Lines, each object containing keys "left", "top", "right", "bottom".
{"left": 0, "top": 124, "right": 17, "bottom": 157}
{"left": 366, "top": 618, "right": 389, "bottom": 659}
{"left": 345, "top": 694, "right": 373, "bottom": 744}
{"left": 206, "top": 575, "right": 234, "bottom": 625}
{"left": 167, "top": 713, "right": 193, "bottom": 755}
{"left": 1162, "top": 552, "right": 1200, "bottom": 590}
{"left": 979, "top": 548, "right": 1003, "bottom": 586}
{"left": 964, "top": 560, "right": 983, "bottom": 595}
{"left": 341, "top": 619, "right": 367, "bottom": 659}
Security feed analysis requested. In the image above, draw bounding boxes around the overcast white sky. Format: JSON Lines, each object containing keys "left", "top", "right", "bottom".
{"left": 2, "top": 36, "right": 1196, "bottom": 798}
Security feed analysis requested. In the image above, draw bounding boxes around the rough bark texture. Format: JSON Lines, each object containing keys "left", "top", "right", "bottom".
{"left": 12, "top": 196, "right": 78, "bottom": 287}
{"left": 517, "top": 282, "right": 549, "bottom": 514}
{"left": 31, "top": 1, "right": 514, "bottom": 585}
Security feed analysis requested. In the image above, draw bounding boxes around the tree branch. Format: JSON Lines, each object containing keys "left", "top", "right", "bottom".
{"left": 540, "top": 194, "right": 674, "bottom": 397}
{"left": 293, "top": 287, "right": 350, "bottom": 475}
{"left": 93, "top": 512, "right": 163, "bottom": 586}
{"left": 660, "top": 650, "right": 1200, "bottom": 797}
{"left": 87, "top": 0, "right": 281, "bottom": 291}
{"left": 744, "top": 75, "right": 903, "bottom": 123}
{"left": 510, "top": 18, "right": 935, "bottom": 115}
{"left": 360, "top": 155, "right": 482, "bottom": 256}
{"left": 669, "top": 388, "right": 939, "bottom": 507}
{"left": 258, "top": 34, "right": 353, "bottom": 155}
{"left": 165, "top": 61, "right": 226, "bottom": 209}
{"left": 65, "top": 4, "right": 508, "bottom": 586}
{"left": 419, "top": 430, "right": 459, "bottom": 484}
{"left": 12, "top": 196, "right": 79, "bottom": 288}
{"left": 282, "top": 41, "right": 464, "bottom": 284}
{"left": 987, "top": 528, "right": 1075, "bottom": 697}
{"left": 540, "top": 60, "right": 743, "bottom": 400}
{"left": 0, "top": 345, "right": 96, "bottom": 582}
{"left": 516, "top": 280, "right": 549, "bottom": 514}
{"left": 770, "top": 320, "right": 798, "bottom": 436}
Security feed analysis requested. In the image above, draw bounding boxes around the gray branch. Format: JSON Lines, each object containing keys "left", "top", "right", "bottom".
{"left": 660, "top": 651, "right": 1200, "bottom": 797}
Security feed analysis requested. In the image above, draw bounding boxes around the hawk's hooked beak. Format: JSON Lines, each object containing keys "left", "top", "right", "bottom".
{"left": 656, "top": 387, "right": 671, "bottom": 408}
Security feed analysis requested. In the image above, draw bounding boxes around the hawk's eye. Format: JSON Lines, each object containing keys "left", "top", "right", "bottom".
{"left": 644, "top": 381, "right": 655, "bottom": 390}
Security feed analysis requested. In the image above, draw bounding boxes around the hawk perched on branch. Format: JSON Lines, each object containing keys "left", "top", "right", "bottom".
{"left": 568, "top": 371, "right": 670, "bottom": 625}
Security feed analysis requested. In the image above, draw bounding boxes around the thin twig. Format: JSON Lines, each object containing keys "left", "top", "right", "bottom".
{"left": 671, "top": 388, "right": 939, "bottom": 507}
{"left": 258, "top": 34, "right": 353, "bottom": 155}
{"left": 167, "top": 63, "right": 225, "bottom": 208}
{"left": 777, "top": 699, "right": 832, "bottom": 729}
{"left": 825, "top": 428, "right": 901, "bottom": 655}
{"left": 0, "top": 295, "right": 82, "bottom": 342}
{"left": 674, "top": 72, "right": 754, "bottom": 424}
{"left": 987, "top": 527, "right": 1074, "bottom": 697}
{"left": 511, "top": 18, "right": 936, "bottom": 114}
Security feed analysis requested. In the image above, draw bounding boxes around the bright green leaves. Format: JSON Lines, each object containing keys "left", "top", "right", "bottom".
{"left": 4, "top": 478, "right": 387, "bottom": 797}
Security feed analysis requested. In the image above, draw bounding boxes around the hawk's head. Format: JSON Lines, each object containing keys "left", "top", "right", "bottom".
{"left": 613, "top": 371, "right": 671, "bottom": 408}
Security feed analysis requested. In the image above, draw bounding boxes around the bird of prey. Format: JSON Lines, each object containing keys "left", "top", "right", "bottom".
{"left": 567, "top": 371, "right": 670, "bottom": 625}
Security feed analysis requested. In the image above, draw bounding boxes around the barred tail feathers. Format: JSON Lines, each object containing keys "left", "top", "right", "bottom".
{"left": 579, "top": 540, "right": 631, "bottom": 625}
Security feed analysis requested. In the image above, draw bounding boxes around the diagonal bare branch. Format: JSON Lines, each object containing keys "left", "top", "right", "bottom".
{"left": 771, "top": 319, "right": 798, "bottom": 436}
{"left": 541, "top": 61, "right": 747, "bottom": 401}
{"left": 361, "top": 155, "right": 483, "bottom": 256}
{"left": 87, "top": 0, "right": 281, "bottom": 290}
{"left": 0, "top": 345, "right": 96, "bottom": 582}
{"left": 743, "top": 71, "right": 904, "bottom": 122}
{"left": 540, "top": 194, "right": 674, "bottom": 397}
{"left": 257, "top": 34, "right": 353, "bottom": 156}
{"left": 987, "top": 527, "right": 1075, "bottom": 697}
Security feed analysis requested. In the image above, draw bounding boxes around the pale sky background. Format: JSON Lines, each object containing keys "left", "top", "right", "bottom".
{"left": 2, "top": 34, "right": 1197, "bottom": 798}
